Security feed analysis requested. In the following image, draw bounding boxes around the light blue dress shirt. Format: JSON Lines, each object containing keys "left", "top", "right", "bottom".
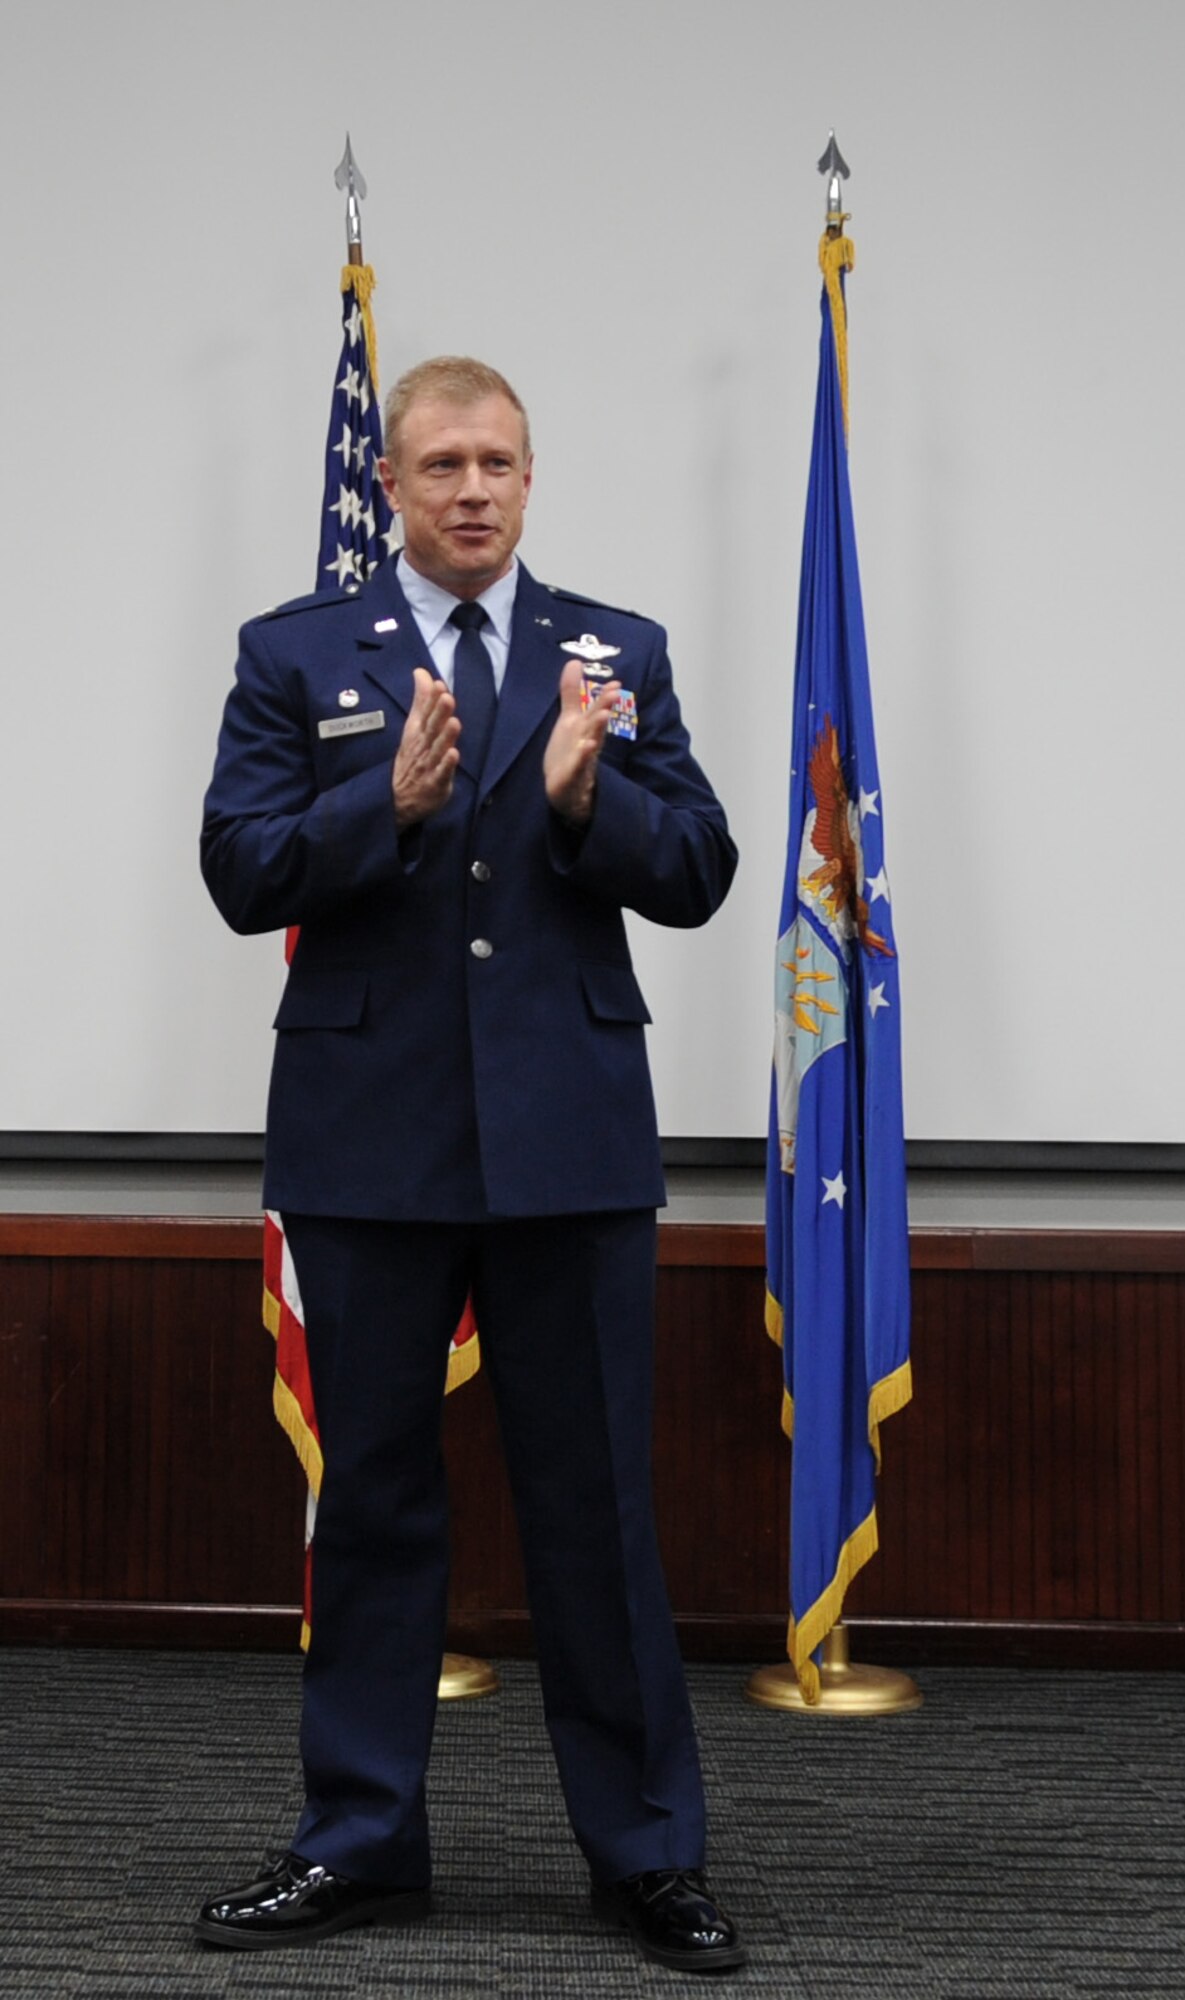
{"left": 395, "top": 553, "right": 517, "bottom": 695}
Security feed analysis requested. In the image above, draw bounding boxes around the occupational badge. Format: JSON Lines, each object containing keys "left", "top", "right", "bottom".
{"left": 560, "top": 632, "right": 622, "bottom": 680}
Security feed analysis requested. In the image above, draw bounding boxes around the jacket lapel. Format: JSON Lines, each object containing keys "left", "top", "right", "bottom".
{"left": 352, "top": 562, "right": 436, "bottom": 726}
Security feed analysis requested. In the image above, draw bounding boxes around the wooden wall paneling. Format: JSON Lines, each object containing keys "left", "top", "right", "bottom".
{"left": 651, "top": 1265, "right": 783, "bottom": 1622}
{"left": 1134, "top": 1273, "right": 1166, "bottom": 1621}
{"left": 982, "top": 1271, "right": 1015, "bottom": 1621}
{"left": 0, "top": 1251, "right": 308, "bottom": 1616}
{"left": 195, "top": 1260, "right": 306, "bottom": 1607}
{"left": 4, "top": 1259, "right": 51, "bottom": 1600}
{"left": 921, "top": 1269, "right": 964, "bottom": 1619}
{"left": 1135, "top": 1275, "right": 1171, "bottom": 1621}
{"left": 950, "top": 1269, "right": 984, "bottom": 1618}
{"left": 1081, "top": 1270, "right": 1110, "bottom": 1621}
{"left": 1, "top": 1213, "right": 1184, "bottom": 1664}
{"left": 1111, "top": 1270, "right": 1143, "bottom": 1624}
{"left": 1156, "top": 1272, "right": 1183, "bottom": 1617}
{"left": 1029, "top": 1273, "right": 1058, "bottom": 1619}
{"left": 897, "top": 1272, "right": 941, "bottom": 1616}
{"left": 999, "top": 1270, "right": 1030, "bottom": 1623}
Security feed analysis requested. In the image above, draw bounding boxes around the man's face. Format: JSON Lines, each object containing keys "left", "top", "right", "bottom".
{"left": 379, "top": 393, "right": 533, "bottom": 597}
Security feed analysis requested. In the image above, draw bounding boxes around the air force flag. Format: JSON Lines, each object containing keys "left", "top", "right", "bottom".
{"left": 765, "top": 232, "right": 912, "bottom": 1703}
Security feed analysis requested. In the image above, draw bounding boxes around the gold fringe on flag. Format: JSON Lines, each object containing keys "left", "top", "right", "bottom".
{"left": 765, "top": 1282, "right": 911, "bottom": 1700}
{"left": 787, "top": 1503, "right": 879, "bottom": 1704}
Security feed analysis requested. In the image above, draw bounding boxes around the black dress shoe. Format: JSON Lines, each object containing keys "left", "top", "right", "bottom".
{"left": 592, "top": 1868, "right": 746, "bottom": 1973}
{"left": 195, "top": 1852, "right": 430, "bottom": 1950}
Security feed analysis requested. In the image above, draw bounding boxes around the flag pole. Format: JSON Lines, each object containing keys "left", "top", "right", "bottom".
{"left": 744, "top": 137, "right": 921, "bottom": 1720}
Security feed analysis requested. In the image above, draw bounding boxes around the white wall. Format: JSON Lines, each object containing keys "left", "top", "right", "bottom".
{"left": 1, "top": 0, "right": 1181, "bottom": 1142}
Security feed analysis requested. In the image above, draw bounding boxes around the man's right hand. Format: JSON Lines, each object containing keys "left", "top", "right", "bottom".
{"left": 392, "top": 668, "right": 462, "bottom": 829}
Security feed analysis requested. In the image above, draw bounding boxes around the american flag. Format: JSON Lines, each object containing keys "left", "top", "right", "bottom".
{"left": 317, "top": 262, "right": 399, "bottom": 587}
{"left": 263, "top": 261, "right": 480, "bottom": 1648}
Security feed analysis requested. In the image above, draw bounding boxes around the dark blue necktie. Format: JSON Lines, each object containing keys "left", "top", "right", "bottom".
{"left": 450, "top": 601, "right": 496, "bottom": 773}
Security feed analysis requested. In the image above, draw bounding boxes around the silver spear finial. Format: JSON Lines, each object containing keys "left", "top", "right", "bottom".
{"left": 817, "top": 130, "right": 850, "bottom": 231}
{"left": 335, "top": 134, "right": 368, "bottom": 252}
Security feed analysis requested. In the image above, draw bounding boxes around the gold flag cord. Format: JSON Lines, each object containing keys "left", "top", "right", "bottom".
{"left": 818, "top": 231, "right": 855, "bottom": 440}
{"left": 340, "top": 263, "right": 382, "bottom": 403}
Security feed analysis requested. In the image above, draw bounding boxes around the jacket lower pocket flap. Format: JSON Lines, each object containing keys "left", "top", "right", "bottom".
{"left": 273, "top": 968, "right": 369, "bottom": 1031}
{"left": 579, "top": 961, "right": 652, "bottom": 1025}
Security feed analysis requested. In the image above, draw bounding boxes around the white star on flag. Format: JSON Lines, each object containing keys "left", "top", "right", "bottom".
{"left": 821, "top": 1171, "right": 847, "bottom": 1209}
{"left": 858, "top": 786, "right": 879, "bottom": 818}
{"left": 328, "top": 484, "right": 361, "bottom": 528}
{"left": 325, "top": 543, "right": 360, "bottom": 586}
{"left": 868, "top": 983, "right": 890, "bottom": 1017}
{"left": 866, "top": 866, "right": 891, "bottom": 903}
{"left": 316, "top": 265, "right": 395, "bottom": 602}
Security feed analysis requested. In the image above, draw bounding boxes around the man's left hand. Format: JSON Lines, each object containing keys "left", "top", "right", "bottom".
{"left": 543, "top": 660, "right": 621, "bottom": 826}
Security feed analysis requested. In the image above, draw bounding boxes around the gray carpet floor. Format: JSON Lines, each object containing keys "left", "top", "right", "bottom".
{"left": 0, "top": 1650, "right": 1182, "bottom": 1998}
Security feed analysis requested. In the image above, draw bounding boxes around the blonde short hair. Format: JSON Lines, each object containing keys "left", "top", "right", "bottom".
{"left": 382, "top": 356, "right": 531, "bottom": 465}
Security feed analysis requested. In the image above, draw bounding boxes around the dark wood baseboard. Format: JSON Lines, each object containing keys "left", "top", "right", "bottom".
{"left": 3, "top": 1599, "right": 1183, "bottom": 1672}
{"left": 452, "top": 1612, "right": 1185, "bottom": 1671}
{"left": 0, "top": 1599, "right": 303, "bottom": 1649}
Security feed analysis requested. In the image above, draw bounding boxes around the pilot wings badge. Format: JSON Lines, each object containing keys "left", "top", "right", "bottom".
{"left": 560, "top": 632, "right": 622, "bottom": 680}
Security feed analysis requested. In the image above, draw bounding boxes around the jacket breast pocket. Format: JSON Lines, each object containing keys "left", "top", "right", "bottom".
{"left": 312, "top": 724, "right": 400, "bottom": 789}
{"left": 273, "top": 967, "right": 369, "bottom": 1031}
{"left": 579, "top": 961, "right": 652, "bottom": 1025}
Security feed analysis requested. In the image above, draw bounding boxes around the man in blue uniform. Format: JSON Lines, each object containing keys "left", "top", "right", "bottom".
{"left": 196, "top": 357, "right": 743, "bottom": 1974}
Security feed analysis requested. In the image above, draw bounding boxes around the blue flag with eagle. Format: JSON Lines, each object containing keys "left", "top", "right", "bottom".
{"left": 764, "top": 231, "right": 912, "bottom": 1703}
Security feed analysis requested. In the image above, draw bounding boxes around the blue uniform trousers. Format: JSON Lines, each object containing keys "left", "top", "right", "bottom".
{"left": 281, "top": 1208, "right": 706, "bottom": 1889}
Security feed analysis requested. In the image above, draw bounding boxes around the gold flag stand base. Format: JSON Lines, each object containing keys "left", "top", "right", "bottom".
{"left": 745, "top": 1623, "right": 922, "bottom": 1716}
{"left": 438, "top": 1652, "right": 499, "bottom": 1701}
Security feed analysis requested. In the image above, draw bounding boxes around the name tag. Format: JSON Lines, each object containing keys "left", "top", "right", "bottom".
{"left": 318, "top": 709, "right": 385, "bottom": 739}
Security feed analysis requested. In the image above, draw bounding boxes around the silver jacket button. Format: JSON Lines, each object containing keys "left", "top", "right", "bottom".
{"left": 470, "top": 938, "right": 493, "bottom": 959}
{"left": 470, "top": 860, "right": 491, "bottom": 883}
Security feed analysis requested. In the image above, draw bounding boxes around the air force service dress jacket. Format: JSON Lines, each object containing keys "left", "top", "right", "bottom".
{"left": 201, "top": 559, "right": 737, "bottom": 1222}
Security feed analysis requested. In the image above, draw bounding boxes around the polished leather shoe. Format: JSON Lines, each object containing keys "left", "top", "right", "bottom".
{"left": 592, "top": 1868, "right": 746, "bottom": 1973}
{"left": 195, "top": 1851, "right": 430, "bottom": 1950}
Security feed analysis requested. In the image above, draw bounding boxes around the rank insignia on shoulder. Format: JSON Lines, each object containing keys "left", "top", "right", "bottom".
{"left": 547, "top": 583, "right": 644, "bottom": 620}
